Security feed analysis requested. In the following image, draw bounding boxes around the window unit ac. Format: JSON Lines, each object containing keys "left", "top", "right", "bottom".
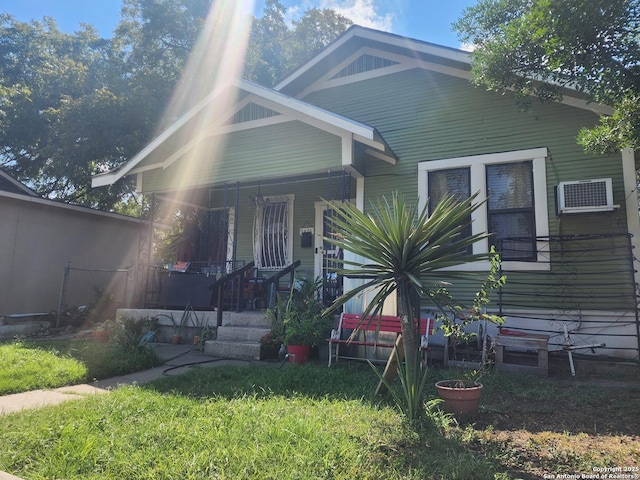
{"left": 557, "top": 178, "right": 618, "bottom": 214}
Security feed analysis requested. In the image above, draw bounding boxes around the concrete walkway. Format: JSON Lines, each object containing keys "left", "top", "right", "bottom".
{"left": 0, "top": 343, "right": 254, "bottom": 479}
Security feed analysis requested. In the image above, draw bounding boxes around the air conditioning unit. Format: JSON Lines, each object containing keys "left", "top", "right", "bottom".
{"left": 557, "top": 178, "right": 618, "bottom": 214}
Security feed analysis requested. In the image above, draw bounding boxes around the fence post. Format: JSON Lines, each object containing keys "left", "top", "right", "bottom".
{"left": 56, "top": 262, "right": 71, "bottom": 328}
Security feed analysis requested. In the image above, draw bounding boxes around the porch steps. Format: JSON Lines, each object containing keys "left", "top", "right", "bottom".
{"left": 204, "top": 311, "right": 272, "bottom": 361}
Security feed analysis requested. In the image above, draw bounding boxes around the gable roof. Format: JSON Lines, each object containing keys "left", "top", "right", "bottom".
{"left": 92, "top": 25, "right": 612, "bottom": 189}
{"left": 275, "top": 25, "right": 471, "bottom": 96}
{"left": 276, "top": 25, "right": 612, "bottom": 116}
{"left": 92, "top": 79, "right": 396, "bottom": 188}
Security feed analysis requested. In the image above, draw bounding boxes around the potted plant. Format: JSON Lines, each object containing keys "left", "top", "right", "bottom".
{"left": 268, "top": 278, "right": 328, "bottom": 364}
{"left": 91, "top": 319, "right": 114, "bottom": 343}
{"left": 434, "top": 377, "right": 484, "bottom": 415}
{"left": 170, "top": 305, "right": 193, "bottom": 344}
{"left": 190, "top": 311, "right": 214, "bottom": 349}
{"left": 432, "top": 249, "right": 505, "bottom": 415}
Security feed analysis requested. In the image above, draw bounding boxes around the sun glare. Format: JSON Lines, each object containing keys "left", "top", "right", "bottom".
{"left": 157, "top": 0, "right": 255, "bottom": 219}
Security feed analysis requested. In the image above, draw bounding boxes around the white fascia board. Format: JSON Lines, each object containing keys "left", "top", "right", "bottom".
{"left": 236, "top": 79, "right": 377, "bottom": 141}
{"left": 278, "top": 26, "right": 611, "bottom": 117}
{"left": 298, "top": 47, "right": 472, "bottom": 98}
{"left": 91, "top": 83, "right": 232, "bottom": 187}
{"left": 92, "top": 172, "right": 119, "bottom": 188}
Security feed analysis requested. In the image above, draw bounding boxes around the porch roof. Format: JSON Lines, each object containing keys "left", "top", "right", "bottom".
{"left": 92, "top": 79, "right": 397, "bottom": 189}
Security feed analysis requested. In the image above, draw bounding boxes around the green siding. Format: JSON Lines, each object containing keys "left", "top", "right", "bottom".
{"left": 140, "top": 122, "right": 341, "bottom": 192}
{"left": 140, "top": 66, "right": 633, "bottom": 313}
{"left": 304, "top": 69, "right": 632, "bottom": 310}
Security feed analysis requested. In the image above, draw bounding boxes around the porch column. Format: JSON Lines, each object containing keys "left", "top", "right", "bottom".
{"left": 622, "top": 148, "right": 640, "bottom": 290}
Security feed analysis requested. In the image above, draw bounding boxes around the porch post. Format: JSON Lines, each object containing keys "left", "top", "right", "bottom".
{"left": 621, "top": 147, "right": 640, "bottom": 360}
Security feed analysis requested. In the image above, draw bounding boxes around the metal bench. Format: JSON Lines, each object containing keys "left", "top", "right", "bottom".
{"left": 327, "top": 312, "right": 434, "bottom": 366}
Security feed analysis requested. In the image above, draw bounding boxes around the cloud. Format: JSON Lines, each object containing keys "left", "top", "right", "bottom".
{"left": 317, "top": 0, "right": 394, "bottom": 31}
{"left": 459, "top": 42, "right": 476, "bottom": 52}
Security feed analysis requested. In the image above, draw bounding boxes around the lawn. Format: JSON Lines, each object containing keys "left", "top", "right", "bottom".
{"left": 0, "top": 362, "right": 638, "bottom": 479}
{"left": 0, "top": 339, "right": 163, "bottom": 395}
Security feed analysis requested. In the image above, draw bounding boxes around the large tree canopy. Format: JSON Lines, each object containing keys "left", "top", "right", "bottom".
{"left": 0, "top": 0, "right": 350, "bottom": 211}
{"left": 454, "top": 0, "right": 640, "bottom": 154}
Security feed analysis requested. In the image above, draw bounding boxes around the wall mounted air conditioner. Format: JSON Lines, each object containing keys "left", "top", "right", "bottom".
{"left": 557, "top": 178, "right": 618, "bottom": 214}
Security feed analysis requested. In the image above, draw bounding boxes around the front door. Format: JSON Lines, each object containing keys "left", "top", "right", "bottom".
{"left": 315, "top": 202, "right": 343, "bottom": 307}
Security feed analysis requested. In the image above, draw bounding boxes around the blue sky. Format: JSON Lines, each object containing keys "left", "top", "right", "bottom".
{"left": 2, "top": 0, "right": 477, "bottom": 49}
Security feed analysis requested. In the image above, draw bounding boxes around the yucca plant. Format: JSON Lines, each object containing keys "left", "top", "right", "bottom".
{"left": 323, "top": 192, "right": 496, "bottom": 419}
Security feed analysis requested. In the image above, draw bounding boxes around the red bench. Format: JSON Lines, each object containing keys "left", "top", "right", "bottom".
{"left": 327, "top": 312, "right": 435, "bottom": 366}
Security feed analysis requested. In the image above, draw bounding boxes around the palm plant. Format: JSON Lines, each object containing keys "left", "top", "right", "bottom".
{"left": 323, "top": 192, "right": 492, "bottom": 394}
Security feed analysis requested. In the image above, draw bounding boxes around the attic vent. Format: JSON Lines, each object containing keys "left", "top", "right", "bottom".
{"left": 557, "top": 178, "right": 619, "bottom": 214}
{"left": 231, "top": 103, "right": 280, "bottom": 124}
{"left": 331, "top": 54, "right": 400, "bottom": 79}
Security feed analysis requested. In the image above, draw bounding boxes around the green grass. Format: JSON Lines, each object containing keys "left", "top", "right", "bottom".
{"left": 0, "top": 363, "right": 501, "bottom": 479}
{"left": 0, "top": 342, "right": 87, "bottom": 395}
{"left": 0, "top": 339, "right": 163, "bottom": 395}
{"left": 1, "top": 362, "right": 638, "bottom": 479}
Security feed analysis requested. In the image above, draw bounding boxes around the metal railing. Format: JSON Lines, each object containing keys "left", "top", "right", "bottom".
{"left": 496, "top": 233, "right": 640, "bottom": 360}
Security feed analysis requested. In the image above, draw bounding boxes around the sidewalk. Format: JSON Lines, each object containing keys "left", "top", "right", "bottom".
{"left": 0, "top": 343, "right": 250, "bottom": 415}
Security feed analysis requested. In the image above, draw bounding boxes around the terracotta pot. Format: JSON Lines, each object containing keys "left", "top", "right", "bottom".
{"left": 172, "top": 334, "right": 183, "bottom": 345}
{"left": 91, "top": 330, "right": 109, "bottom": 343}
{"left": 287, "top": 344, "right": 310, "bottom": 364}
{"left": 192, "top": 335, "right": 200, "bottom": 345}
{"left": 435, "top": 380, "right": 483, "bottom": 415}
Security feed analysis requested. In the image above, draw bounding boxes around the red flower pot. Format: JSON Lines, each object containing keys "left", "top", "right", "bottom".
{"left": 287, "top": 344, "right": 310, "bottom": 364}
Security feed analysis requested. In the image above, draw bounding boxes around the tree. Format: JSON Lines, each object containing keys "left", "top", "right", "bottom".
{"left": 245, "top": 0, "right": 351, "bottom": 86}
{"left": 0, "top": 1, "right": 351, "bottom": 210}
{"left": 323, "top": 193, "right": 496, "bottom": 418}
{"left": 0, "top": 14, "right": 140, "bottom": 209}
{"left": 454, "top": 0, "right": 640, "bottom": 153}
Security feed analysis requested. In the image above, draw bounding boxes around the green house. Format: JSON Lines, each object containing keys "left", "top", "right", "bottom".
{"left": 93, "top": 26, "right": 640, "bottom": 362}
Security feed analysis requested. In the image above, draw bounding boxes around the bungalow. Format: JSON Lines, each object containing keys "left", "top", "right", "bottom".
{"left": 93, "top": 26, "right": 640, "bottom": 363}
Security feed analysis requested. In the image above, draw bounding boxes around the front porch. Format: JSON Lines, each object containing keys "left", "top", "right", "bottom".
{"left": 139, "top": 169, "right": 358, "bottom": 317}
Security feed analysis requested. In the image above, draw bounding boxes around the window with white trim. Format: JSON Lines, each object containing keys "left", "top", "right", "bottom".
{"left": 253, "top": 195, "right": 294, "bottom": 269}
{"left": 418, "top": 148, "right": 549, "bottom": 269}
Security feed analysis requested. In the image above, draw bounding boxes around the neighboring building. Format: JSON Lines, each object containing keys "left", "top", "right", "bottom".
{"left": 1, "top": 169, "right": 148, "bottom": 315}
{"left": 93, "top": 26, "right": 640, "bottom": 361}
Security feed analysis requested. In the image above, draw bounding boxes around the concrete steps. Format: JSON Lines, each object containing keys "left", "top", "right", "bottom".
{"left": 204, "top": 311, "right": 272, "bottom": 361}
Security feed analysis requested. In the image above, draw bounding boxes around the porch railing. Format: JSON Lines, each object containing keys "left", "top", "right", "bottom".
{"left": 210, "top": 262, "right": 256, "bottom": 326}
{"left": 262, "top": 260, "right": 301, "bottom": 309}
{"left": 497, "top": 233, "right": 640, "bottom": 361}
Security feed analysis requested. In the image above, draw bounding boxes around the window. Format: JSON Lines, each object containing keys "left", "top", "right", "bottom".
{"left": 418, "top": 148, "right": 549, "bottom": 269}
{"left": 253, "top": 195, "right": 294, "bottom": 269}
{"left": 486, "top": 162, "right": 535, "bottom": 260}
{"left": 428, "top": 167, "right": 472, "bottom": 253}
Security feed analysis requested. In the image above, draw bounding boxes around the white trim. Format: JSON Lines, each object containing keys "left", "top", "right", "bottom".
{"left": 253, "top": 194, "right": 295, "bottom": 270}
{"left": 277, "top": 26, "right": 610, "bottom": 116}
{"left": 91, "top": 82, "right": 233, "bottom": 188}
{"left": 0, "top": 171, "right": 39, "bottom": 197}
{"left": 299, "top": 46, "right": 472, "bottom": 98}
{"left": 92, "top": 79, "right": 395, "bottom": 187}
{"left": 622, "top": 147, "right": 640, "bottom": 292}
{"left": 275, "top": 26, "right": 470, "bottom": 92}
{"left": 418, "top": 147, "right": 550, "bottom": 271}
